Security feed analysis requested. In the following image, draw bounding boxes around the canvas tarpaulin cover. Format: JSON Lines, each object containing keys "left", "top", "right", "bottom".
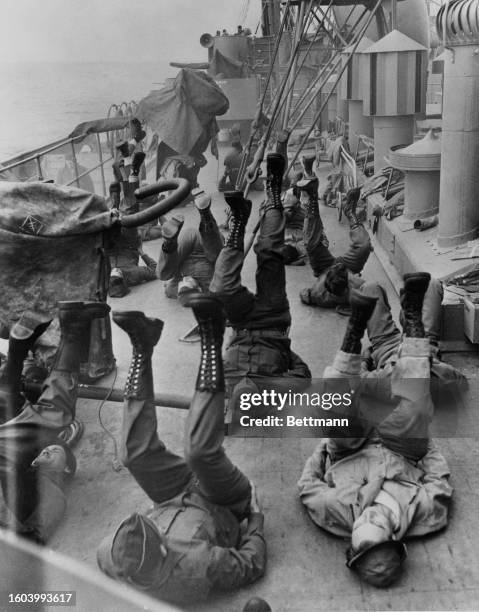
{"left": 210, "top": 48, "right": 246, "bottom": 78}
{"left": 135, "top": 68, "right": 229, "bottom": 156}
{"left": 0, "top": 181, "right": 114, "bottom": 331}
{"left": 68, "top": 117, "right": 131, "bottom": 139}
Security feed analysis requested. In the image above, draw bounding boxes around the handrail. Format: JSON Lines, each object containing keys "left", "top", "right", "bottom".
{"left": 339, "top": 145, "right": 357, "bottom": 188}
{"left": 0, "top": 135, "right": 85, "bottom": 174}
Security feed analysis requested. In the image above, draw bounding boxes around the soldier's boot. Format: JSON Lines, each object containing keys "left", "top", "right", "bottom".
{"left": 1, "top": 312, "right": 52, "bottom": 420}
{"left": 128, "top": 151, "right": 146, "bottom": 184}
{"left": 55, "top": 302, "right": 111, "bottom": 374}
{"left": 264, "top": 152, "right": 286, "bottom": 213}
{"left": 112, "top": 311, "right": 164, "bottom": 399}
{"left": 340, "top": 290, "right": 378, "bottom": 354}
{"left": 109, "top": 181, "right": 121, "bottom": 209}
{"left": 297, "top": 176, "right": 320, "bottom": 218}
{"left": 224, "top": 191, "right": 252, "bottom": 251}
{"left": 342, "top": 187, "right": 362, "bottom": 229}
{"left": 161, "top": 215, "right": 184, "bottom": 253}
{"left": 301, "top": 154, "right": 316, "bottom": 178}
{"left": 187, "top": 294, "right": 225, "bottom": 392}
{"left": 400, "top": 273, "right": 431, "bottom": 338}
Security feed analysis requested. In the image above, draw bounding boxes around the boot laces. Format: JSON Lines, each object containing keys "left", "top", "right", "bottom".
{"left": 266, "top": 173, "right": 282, "bottom": 207}
{"left": 227, "top": 215, "right": 245, "bottom": 248}
{"left": 125, "top": 330, "right": 146, "bottom": 395}
{"left": 198, "top": 318, "right": 220, "bottom": 388}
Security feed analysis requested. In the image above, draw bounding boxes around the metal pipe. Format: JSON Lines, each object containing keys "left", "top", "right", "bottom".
{"left": 63, "top": 157, "right": 113, "bottom": 188}
{"left": 289, "top": 7, "right": 369, "bottom": 132}
{"left": 97, "top": 132, "right": 106, "bottom": 196}
{"left": 0, "top": 134, "right": 86, "bottom": 174}
{"left": 35, "top": 156, "right": 43, "bottom": 181}
{"left": 316, "top": 4, "right": 347, "bottom": 46}
{"left": 25, "top": 381, "right": 191, "bottom": 410}
{"left": 391, "top": 0, "right": 398, "bottom": 30}
{"left": 281, "top": 0, "right": 308, "bottom": 130}
{"left": 273, "top": 4, "right": 327, "bottom": 129}
{"left": 414, "top": 215, "right": 438, "bottom": 231}
{"left": 288, "top": 5, "right": 368, "bottom": 123}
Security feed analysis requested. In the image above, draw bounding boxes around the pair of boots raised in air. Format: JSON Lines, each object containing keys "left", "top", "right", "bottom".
{"left": 299, "top": 272, "right": 453, "bottom": 589}
{"left": 157, "top": 190, "right": 223, "bottom": 302}
{"left": 98, "top": 295, "right": 266, "bottom": 604}
{"left": 208, "top": 153, "right": 311, "bottom": 404}
{"left": 297, "top": 175, "right": 372, "bottom": 310}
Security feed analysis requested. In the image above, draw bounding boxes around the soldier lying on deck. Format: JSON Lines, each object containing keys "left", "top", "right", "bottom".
{"left": 356, "top": 275, "right": 466, "bottom": 396}
{"left": 108, "top": 161, "right": 158, "bottom": 299}
{"left": 298, "top": 275, "right": 453, "bottom": 587}
{"left": 0, "top": 303, "right": 109, "bottom": 543}
{"left": 97, "top": 296, "right": 266, "bottom": 605}
{"left": 298, "top": 182, "right": 372, "bottom": 311}
{"left": 156, "top": 191, "right": 223, "bottom": 303}
{"left": 208, "top": 153, "right": 311, "bottom": 407}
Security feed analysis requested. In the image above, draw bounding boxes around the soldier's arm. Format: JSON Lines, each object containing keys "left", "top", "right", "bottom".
{"left": 206, "top": 513, "right": 266, "bottom": 591}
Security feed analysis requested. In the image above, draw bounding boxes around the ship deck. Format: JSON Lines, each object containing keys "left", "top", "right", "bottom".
{"left": 45, "top": 150, "right": 479, "bottom": 612}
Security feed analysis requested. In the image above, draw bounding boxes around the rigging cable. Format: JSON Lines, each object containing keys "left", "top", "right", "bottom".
{"left": 235, "top": 0, "right": 292, "bottom": 189}
{"left": 285, "top": 0, "right": 385, "bottom": 177}
{"left": 96, "top": 365, "right": 123, "bottom": 471}
{"left": 289, "top": 6, "right": 369, "bottom": 131}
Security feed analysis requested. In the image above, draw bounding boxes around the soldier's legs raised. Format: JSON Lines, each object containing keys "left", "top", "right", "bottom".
{"left": 209, "top": 191, "right": 256, "bottom": 325}
{"left": 299, "top": 177, "right": 336, "bottom": 277}
{"left": 336, "top": 188, "right": 372, "bottom": 274}
{"left": 113, "top": 311, "right": 192, "bottom": 503}
{"left": 195, "top": 194, "right": 224, "bottom": 263}
{"left": 0, "top": 312, "right": 52, "bottom": 423}
{"left": 184, "top": 295, "right": 251, "bottom": 516}
{"left": 359, "top": 282, "right": 402, "bottom": 368}
{"left": 252, "top": 153, "right": 291, "bottom": 326}
{"left": 378, "top": 273, "right": 433, "bottom": 462}
{"left": 323, "top": 290, "right": 378, "bottom": 461}
{"left": 421, "top": 278, "right": 443, "bottom": 347}
{"left": 156, "top": 215, "right": 184, "bottom": 282}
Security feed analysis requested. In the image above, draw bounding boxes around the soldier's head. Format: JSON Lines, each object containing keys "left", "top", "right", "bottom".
{"left": 325, "top": 262, "right": 349, "bottom": 296}
{"left": 31, "top": 442, "right": 76, "bottom": 481}
{"left": 347, "top": 505, "right": 407, "bottom": 587}
{"left": 97, "top": 513, "right": 168, "bottom": 587}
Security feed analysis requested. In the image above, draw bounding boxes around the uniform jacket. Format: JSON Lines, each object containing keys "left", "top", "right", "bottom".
{"left": 298, "top": 439, "right": 452, "bottom": 541}
{"left": 103, "top": 487, "right": 266, "bottom": 605}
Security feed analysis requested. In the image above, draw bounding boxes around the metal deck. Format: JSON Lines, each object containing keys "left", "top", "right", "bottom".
{"left": 42, "top": 150, "right": 479, "bottom": 612}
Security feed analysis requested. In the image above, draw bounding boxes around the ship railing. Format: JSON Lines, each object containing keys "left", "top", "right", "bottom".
{"left": 354, "top": 134, "right": 375, "bottom": 177}
{"left": 338, "top": 144, "right": 358, "bottom": 190}
{"left": 0, "top": 126, "right": 132, "bottom": 198}
{"left": 335, "top": 116, "right": 347, "bottom": 138}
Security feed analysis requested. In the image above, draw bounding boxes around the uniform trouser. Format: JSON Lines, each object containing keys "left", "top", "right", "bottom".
{"left": 324, "top": 338, "right": 433, "bottom": 463}
{"left": 304, "top": 213, "right": 371, "bottom": 277}
{"left": 0, "top": 369, "right": 76, "bottom": 523}
{"left": 122, "top": 387, "right": 251, "bottom": 517}
{"left": 110, "top": 251, "right": 156, "bottom": 287}
{"left": 210, "top": 207, "right": 291, "bottom": 329}
{"left": 122, "top": 263, "right": 156, "bottom": 287}
{"left": 360, "top": 279, "right": 443, "bottom": 369}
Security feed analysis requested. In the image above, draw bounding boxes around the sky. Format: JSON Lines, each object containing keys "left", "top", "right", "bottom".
{"left": 0, "top": 0, "right": 263, "bottom": 63}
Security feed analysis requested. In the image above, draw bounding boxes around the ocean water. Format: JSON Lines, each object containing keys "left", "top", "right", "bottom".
{"left": 0, "top": 61, "right": 174, "bottom": 161}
